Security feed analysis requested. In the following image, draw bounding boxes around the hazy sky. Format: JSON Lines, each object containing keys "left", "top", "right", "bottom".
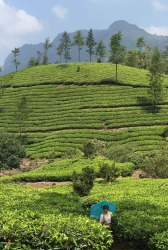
{"left": 0, "top": 0, "right": 168, "bottom": 65}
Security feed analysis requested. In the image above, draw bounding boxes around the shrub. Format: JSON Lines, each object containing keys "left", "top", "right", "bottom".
{"left": 128, "top": 153, "right": 144, "bottom": 169}
{"left": 149, "top": 230, "right": 168, "bottom": 250}
{"left": 119, "top": 164, "right": 134, "bottom": 177}
{"left": 162, "top": 127, "right": 168, "bottom": 138}
{"left": 141, "top": 149, "right": 168, "bottom": 178}
{"left": 84, "top": 139, "right": 107, "bottom": 158}
{"left": 63, "top": 148, "right": 83, "bottom": 159}
{"left": 106, "top": 144, "right": 133, "bottom": 163}
{"left": 99, "top": 161, "right": 120, "bottom": 182}
{"left": 83, "top": 141, "right": 96, "bottom": 158}
{"left": 72, "top": 166, "right": 95, "bottom": 196}
{"left": 0, "top": 131, "right": 26, "bottom": 170}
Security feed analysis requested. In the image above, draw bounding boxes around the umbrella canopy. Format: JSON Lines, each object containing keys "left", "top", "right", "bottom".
{"left": 90, "top": 200, "right": 116, "bottom": 219}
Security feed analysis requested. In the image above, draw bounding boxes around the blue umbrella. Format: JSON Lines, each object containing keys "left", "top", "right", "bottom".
{"left": 90, "top": 200, "right": 116, "bottom": 219}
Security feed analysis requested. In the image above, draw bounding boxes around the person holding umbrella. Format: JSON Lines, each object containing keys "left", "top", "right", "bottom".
{"left": 100, "top": 205, "right": 113, "bottom": 228}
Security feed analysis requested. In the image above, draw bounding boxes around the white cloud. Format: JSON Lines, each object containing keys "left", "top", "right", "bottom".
{"left": 52, "top": 4, "right": 68, "bottom": 20}
{"left": 0, "top": 0, "right": 43, "bottom": 64}
{"left": 145, "top": 25, "right": 168, "bottom": 36}
{"left": 152, "top": 0, "right": 168, "bottom": 11}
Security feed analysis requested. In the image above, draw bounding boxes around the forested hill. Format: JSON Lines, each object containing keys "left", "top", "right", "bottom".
{"left": 1, "top": 20, "right": 167, "bottom": 75}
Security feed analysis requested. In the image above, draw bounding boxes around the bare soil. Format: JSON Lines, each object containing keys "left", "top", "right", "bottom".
{"left": 26, "top": 181, "right": 72, "bottom": 188}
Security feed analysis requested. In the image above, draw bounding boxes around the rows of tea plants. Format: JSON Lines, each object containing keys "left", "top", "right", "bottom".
{"left": 0, "top": 177, "right": 167, "bottom": 249}
{"left": 0, "top": 183, "right": 113, "bottom": 249}
{"left": 1, "top": 70, "right": 168, "bottom": 158}
{"left": 24, "top": 126, "right": 166, "bottom": 158}
{"left": 0, "top": 157, "right": 134, "bottom": 183}
{"left": 82, "top": 178, "right": 168, "bottom": 250}
{"left": 0, "top": 63, "right": 157, "bottom": 88}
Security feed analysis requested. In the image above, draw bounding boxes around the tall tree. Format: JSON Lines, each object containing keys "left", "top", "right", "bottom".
{"left": 43, "top": 37, "right": 52, "bottom": 65}
{"left": 136, "top": 36, "right": 146, "bottom": 68}
{"left": 109, "top": 31, "right": 126, "bottom": 84}
{"left": 85, "top": 29, "right": 96, "bottom": 62}
{"left": 72, "top": 30, "right": 85, "bottom": 62}
{"left": 163, "top": 36, "right": 168, "bottom": 74}
{"left": 148, "top": 47, "right": 164, "bottom": 111}
{"left": 125, "top": 49, "right": 139, "bottom": 67}
{"left": 14, "top": 96, "right": 30, "bottom": 139}
{"left": 96, "top": 40, "right": 106, "bottom": 63}
{"left": 59, "top": 31, "right": 71, "bottom": 64}
{"left": 56, "top": 44, "right": 64, "bottom": 63}
{"left": 12, "top": 47, "right": 20, "bottom": 71}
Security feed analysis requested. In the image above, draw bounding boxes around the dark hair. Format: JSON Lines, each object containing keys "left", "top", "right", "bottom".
{"left": 103, "top": 205, "right": 109, "bottom": 210}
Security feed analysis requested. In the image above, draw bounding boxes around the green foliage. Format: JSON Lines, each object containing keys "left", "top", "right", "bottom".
{"left": 0, "top": 131, "right": 26, "bottom": 170}
{"left": 84, "top": 141, "right": 96, "bottom": 158}
{"left": 99, "top": 161, "right": 120, "bottom": 182}
{"left": 59, "top": 31, "right": 71, "bottom": 64}
{"left": 128, "top": 153, "right": 144, "bottom": 169}
{"left": 84, "top": 139, "right": 107, "bottom": 158}
{"left": 14, "top": 96, "right": 30, "bottom": 138}
{"left": 0, "top": 177, "right": 167, "bottom": 250}
{"left": 85, "top": 29, "right": 96, "bottom": 62}
{"left": 82, "top": 178, "right": 168, "bottom": 250}
{"left": 0, "top": 63, "right": 168, "bottom": 159}
{"left": 12, "top": 47, "right": 20, "bottom": 71}
{"left": 63, "top": 147, "right": 84, "bottom": 159}
{"left": 148, "top": 47, "right": 164, "bottom": 111}
{"left": 106, "top": 144, "right": 133, "bottom": 163}
{"left": 162, "top": 126, "right": 168, "bottom": 138}
{"left": 72, "top": 166, "right": 95, "bottom": 196}
{"left": 0, "top": 210, "right": 113, "bottom": 250}
{"left": 72, "top": 30, "right": 85, "bottom": 62}
{"left": 149, "top": 230, "right": 168, "bottom": 250}
{"left": 43, "top": 37, "right": 52, "bottom": 65}
{"left": 0, "top": 157, "right": 132, "bottom": 183}
{"left": 28, "top": 57, "right": 39, "bottom": 67}
{"left": 141, "top": 149, "right": 168, "bottom": 178}
{"left": 96, "top": 40, "right": 106, "bottom": 63}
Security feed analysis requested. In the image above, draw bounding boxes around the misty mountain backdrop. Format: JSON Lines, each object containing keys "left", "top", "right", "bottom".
{"left": 1, "top": 20, "right": 167, "bottom": 75}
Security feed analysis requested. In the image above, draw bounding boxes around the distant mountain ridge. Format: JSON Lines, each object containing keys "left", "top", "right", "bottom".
{"left": 1, "top": 20, "right": 167, "bottom": 75}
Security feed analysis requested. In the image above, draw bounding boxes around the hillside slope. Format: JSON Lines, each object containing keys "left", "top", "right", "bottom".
{"left": 0, "top": 63, "right": 168, "bottom": 159}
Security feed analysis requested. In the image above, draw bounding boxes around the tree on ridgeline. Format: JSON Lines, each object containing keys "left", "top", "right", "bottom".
{"left": 12, "top": 47, "right": 20, "bottom": 71}
{"left": 56, "top": 44, "right": 64, "bottom": 63}
{"left": 72, "top": 30, "right": 85, "bottom": 62}
{"left": 28, "top": 57, "right": 39, "bottom": 68}
{"left": 59, "top": 31, "right": 71, "bottom": 64}
{"left": 136, "top": 36, "right": 146, "bottom": 68}
{"left": 109, "top": 31, "right": 126, "bottom": 84}
{"left": 125, "top": 49, "right": 139, "bottom": 68}
{"left": 43, "top": 37, "right": 52, "bottom": 65}
{"left": 28, "top": 50, "right": 43, "bottom": 68}
{"left": 14, "top": 96, "right": 30, "bottom": 140}
{"left": 85, "top": 29, "right": 96, "bottom": 62}
{"left": 163, "top": 36, "right": 168, "bottom": 74}
{"left": 148, "top": 47, "right": 164, "bottom": 112}
{"left": 143, "top": 44, "right": 153, "bottom": 70}
{"left": 95, "top": 40, "right": 106, "bottom": 63}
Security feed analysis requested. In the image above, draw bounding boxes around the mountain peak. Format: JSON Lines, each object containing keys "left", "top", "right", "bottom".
{"left": 108, "top": 20, "right": 144, "bottom": 33}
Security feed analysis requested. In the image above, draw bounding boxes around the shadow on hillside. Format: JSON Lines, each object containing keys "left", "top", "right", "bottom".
{"left": 112, "top": 199, "right": 165, "bottom": 250}
{"left": 56, "top": 64, "right": 69, "bottom": 68}
{"left": 8, "top": 190, "right": 85, "bottom": 216}
{"left": 136, "top": 96, "right": 161, "bottom": 113}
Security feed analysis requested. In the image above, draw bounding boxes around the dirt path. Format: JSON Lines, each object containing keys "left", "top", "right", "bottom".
{"left": 26, "top": 181, "right": 72, "bottom": 188}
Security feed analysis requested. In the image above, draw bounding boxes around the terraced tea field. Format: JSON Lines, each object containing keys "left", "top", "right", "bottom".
{"left": 0, "top": 63, "right": 168, "bottom": 158}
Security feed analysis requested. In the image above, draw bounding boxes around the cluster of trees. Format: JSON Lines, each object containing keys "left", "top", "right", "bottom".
{"left": 11, "top": 31, "right": 166, "bottom": 110}
{"left": 11, "top": 30, "right": 168, "bottom": 74}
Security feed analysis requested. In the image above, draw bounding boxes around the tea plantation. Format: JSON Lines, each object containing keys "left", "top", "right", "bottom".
{"left": 0, "top": 63, "right": 168, "bottom": 249}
